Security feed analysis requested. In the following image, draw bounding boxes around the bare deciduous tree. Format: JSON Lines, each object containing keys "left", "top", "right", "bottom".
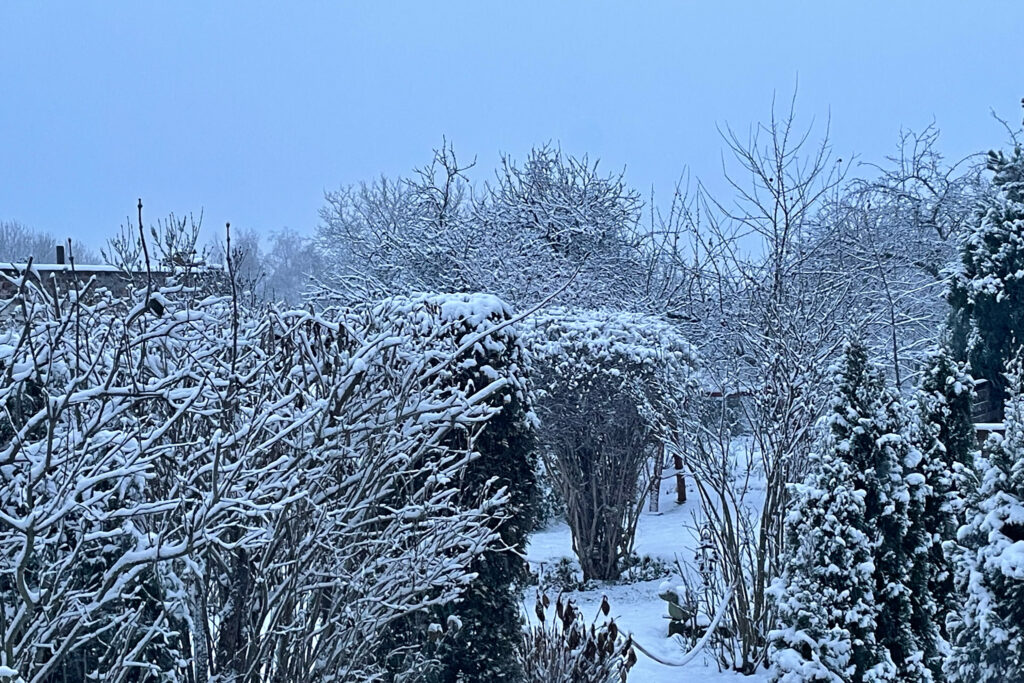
{"left": 0, "top": 219, "right": 100, "bottom": 264}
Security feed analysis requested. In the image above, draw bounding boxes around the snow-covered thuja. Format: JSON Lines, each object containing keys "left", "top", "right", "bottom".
{"left": 913, "top": 348, "right": 978, "bottom": 653}
{"left": 352, "top": 293, "right": 538, "bottom": 683}
{"left": 870, "top": 391, "right": 930, "bottom": 683}
{"left": 769, "top": 341, "right": 897, "bottom": 682}
{"left": 945, "top": 360, "right": 1024, "bottom": 683}
{"left": 768, "top": 443, "right": 885, "bottom": 682}
{"left": 902, "top": 417, "right": 942, "bottom": 683}
{"left": 0, "top": 270, "right": 517, "bottom": 681}
{"left": 948, "top": 145, "right": 1024, "bottom": 413}
{"left": 770, "top": 341, "right": 934, "bottom": 682}
{"left": 524, "top": 308, "right": 697, "bottom": 582}
{"left": 829, "top": 345, "right": 930, "bottom": 682}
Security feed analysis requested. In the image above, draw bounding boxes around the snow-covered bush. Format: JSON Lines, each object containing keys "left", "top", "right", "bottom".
{"left": 946, "top": 359, "right": 1024, "bottom": 682}
{"left": 519, "top": 592, "right": 635, "bottom": 683}
{"left": 537, "top": 556, "right": 589, "bottom": 592}
{"left": 0, "top": 269, "right": 521, "bottom": 681}
{"left": 524, "top": 308, "right": 697, "bottom": 581}
{"left": 619, "top": 553, "right": 672, "bottom": 584}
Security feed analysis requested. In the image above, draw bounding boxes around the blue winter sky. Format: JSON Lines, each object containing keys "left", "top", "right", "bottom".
{"left": 2, "top": 2, "right": 1022, "bottom": 253}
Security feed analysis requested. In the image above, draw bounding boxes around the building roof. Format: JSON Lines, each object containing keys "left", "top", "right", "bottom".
{"left": 1, "top": 263, "right": 123, "bottom": 273}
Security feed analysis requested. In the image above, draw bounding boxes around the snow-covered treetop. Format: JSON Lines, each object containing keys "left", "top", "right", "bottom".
{"left": 957, "top": 146, "right": 1024, "bottom": 301}
{"left": 363, "top": 291, "right": 513, "bottom": 337}
{"left": 988, "top": 145, "right": 1024, "bottom": 205}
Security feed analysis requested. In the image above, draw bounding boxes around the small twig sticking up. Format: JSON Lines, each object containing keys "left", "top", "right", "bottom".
{"left": 67, "top": 238, "right": 82, "bottom": 372}
{"left": 225, "top": 222, "right": 240, "bottom": 384}
{"left": 137, "top": 199, "right": 153, "bottom": 288}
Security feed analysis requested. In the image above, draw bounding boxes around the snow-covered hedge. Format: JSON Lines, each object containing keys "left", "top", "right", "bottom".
{"left": 0, "top": 276, "right": 524, "bottom": 681}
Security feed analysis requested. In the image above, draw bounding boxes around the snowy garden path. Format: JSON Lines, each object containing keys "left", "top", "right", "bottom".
{"left": 526, "top": 484, "right": 770, "bottom": 683}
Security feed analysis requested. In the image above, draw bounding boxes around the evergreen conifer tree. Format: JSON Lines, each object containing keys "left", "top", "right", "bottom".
{"left": 429, "top": 371, "right": 538, "bottom": 682}
{"left": 914, "top": 349, "right": 978, "bottom": 654}
{"left": 945, "top": 359, "right": 1024, "bottom": 683}
{"left": 426, "top": 300, "right": 538, "bottom": 683}
{"left": 871, "top": 392, "right": 929, "bottom": 683}
{"left": 769, "top": 448, "right": 891, "bottom": 682}
{"left": 903, "top": 426, "right": 943, "bottom": 682}
{"left": 948, "top": 145, "right": 1024, "bottom": 414}
{"left": 772, "top": 340, "right": 940, "bottom": 682}
{"left": 371, "top": 294, "right": 539, "bottom": 683}
{"left": 769, "top": 341, "right": 897, "bottom": 682}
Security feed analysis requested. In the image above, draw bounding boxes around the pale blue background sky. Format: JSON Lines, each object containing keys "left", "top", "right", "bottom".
{"left": 1, "top": 2, "right": 1022, "bottom": 253}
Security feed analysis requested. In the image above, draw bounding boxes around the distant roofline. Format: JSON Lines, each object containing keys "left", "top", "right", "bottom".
{"left": 2, "top": 263, "right": 124, "bottom": 273}
{"left": 1, "top": 263, "right": 226, "bottom": 274}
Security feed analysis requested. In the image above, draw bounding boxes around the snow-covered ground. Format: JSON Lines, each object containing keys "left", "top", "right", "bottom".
{"left": 526, "top": 481, "right": 770, "bottom": 682}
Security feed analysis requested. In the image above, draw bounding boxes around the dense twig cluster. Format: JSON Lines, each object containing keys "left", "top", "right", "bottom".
{"left": 0, "top": 263, "right": 522, "bottom": 681}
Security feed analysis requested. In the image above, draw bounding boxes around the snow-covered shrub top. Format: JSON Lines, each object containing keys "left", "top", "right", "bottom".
{"left": 521, "top": 307, "right": 697, "bottom": 441}
{"left": 369, "top": 291, "right": 511, "bottom": 336}
{"left": 522, "top": 308, "right": 697, "bottom": 581}
{"left": 341, "top": 291, "right": 532, "bottom": 409}
{"left": 523, "top": 307, "right": 697, "bottom": 402}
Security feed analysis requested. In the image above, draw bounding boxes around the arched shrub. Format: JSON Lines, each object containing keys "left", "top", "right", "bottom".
{"left": 525, "top": 308, "right": 697, "bottom": 581}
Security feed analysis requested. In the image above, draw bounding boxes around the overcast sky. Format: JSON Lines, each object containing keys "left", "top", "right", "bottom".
{"left": 2, "top": 2, "right": 1022, "bottom": 253}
